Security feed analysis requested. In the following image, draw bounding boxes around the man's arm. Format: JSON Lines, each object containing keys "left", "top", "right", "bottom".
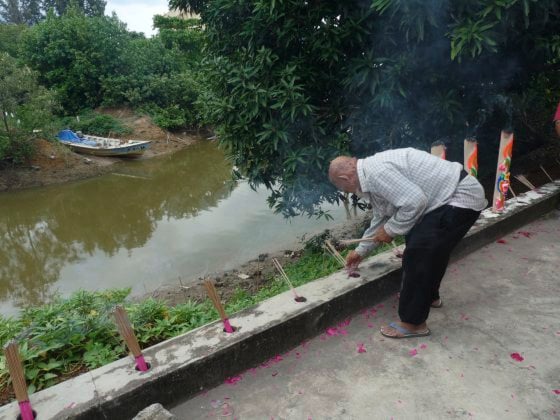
{"left": 373, "top": 169, "right": 428, "bottom": 237}
{"left": 345, "top": 213, "right": 387, "bottom": 269}
{"left": 355, "top": 213, "right": 388, "bottom": 257}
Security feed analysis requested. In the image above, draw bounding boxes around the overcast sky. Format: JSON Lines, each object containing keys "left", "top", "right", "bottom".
{"left": 105, "top": 0, "right": 170, "bottom": 36}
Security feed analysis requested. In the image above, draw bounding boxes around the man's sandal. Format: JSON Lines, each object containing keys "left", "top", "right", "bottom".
{"left": 381, "top": 322, "right": 431, "bottom": 339}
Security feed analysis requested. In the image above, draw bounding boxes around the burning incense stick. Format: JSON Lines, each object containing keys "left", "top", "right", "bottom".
{"left": 492, "top": 130, "right": 514, "bottom": 212}
{"left": 113, "top": 306, "right": 149, "bottom": 371}
{"left": 514, "top": 174, "right": 535, "bottom": 190}
{"left": 3, "top": 341, "right": 35, "bottom": 420}
{"left": 540, "top": 165, "right": 554, "bottom": 182}
{"left": 203, "top": 279, "right": 234, "bottom": 333}
{"left": 324, "top": 240, "right": 346, "bottom": 266}
{"left": 272, "top": 258, "right": 301, "bottom": 298}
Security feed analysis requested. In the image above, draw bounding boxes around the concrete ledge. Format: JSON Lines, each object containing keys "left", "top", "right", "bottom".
{"left": 1, "top": 181, "right": 559, "bottom": 419}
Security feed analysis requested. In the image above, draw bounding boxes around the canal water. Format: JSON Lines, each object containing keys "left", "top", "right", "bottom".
{"left": 0, "top": 141, "right": 350, "bottom": 316}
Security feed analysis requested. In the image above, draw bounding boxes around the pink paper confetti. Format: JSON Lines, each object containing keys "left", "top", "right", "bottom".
{"left": 496, "top": 239, "right": 507, "bottom": 244}
{"left": 225, "top": 375, "right": 243, "bottom": 385}
{"left": 518, "top": 231, "right": 532, "bottom": 238}
{"left": 367, "top": 323, "right": 374, "bottom": 328}
{"left": 420, "top": 344, "right": 427, "bottom": 350}
{"left": 326, "top": 327, "right": 338, "bottom": 336}
{"left": 357, "top": 343, "right": 366, "bottom": 353}
{"left": 510, "top": 352, "right": 524, "bottom": 362}
{"left": 408, "top": 349, "right": 418, "bottom": 357}
{"left": 553, "top": 389, "right": 560, "bottom": 395}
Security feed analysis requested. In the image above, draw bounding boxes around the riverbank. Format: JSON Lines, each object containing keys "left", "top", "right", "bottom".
{"left": 0, "top": 108, "right": 203, "bottom": 192}
{"left": 0, "top": 214, "right": 375, "bottom": 406}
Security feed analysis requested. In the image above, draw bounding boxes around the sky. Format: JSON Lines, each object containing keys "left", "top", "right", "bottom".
{"left": 105, "top": 0, "right": 170, "bottom": 37}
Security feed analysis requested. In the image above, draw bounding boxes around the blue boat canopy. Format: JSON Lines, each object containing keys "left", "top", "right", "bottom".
{"left": 57, "top": 129, "right": 97, "bottom": 146}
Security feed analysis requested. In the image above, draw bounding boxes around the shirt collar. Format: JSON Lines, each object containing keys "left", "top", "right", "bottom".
{"left": 356, "top": 159, "right": 369, "bottom": 192}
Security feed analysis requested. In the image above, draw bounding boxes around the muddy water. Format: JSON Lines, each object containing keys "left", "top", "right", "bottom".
{"left": 0, "top": 142, "right": 350, "bottom": 315}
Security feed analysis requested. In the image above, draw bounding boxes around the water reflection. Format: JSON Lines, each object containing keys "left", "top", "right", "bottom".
{"left": 0, "top": 141, "right": 348, "bottom": 315}
{"left": 0, "top": 142, "right": 233, "bottom": 312}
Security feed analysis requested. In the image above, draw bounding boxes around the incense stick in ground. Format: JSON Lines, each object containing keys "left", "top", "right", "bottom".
{"left": 514, "top": 174, "right": 536, "bottom": 190}
{"left": 272, "top": 258, "right": 300, "bottom": 299}
{"left": 540, "top": 165, "right": 554, "bottom": 182}
{"left": 113, "top": 306, "right": 149, "bottom": 371}
{"left": 3, "top": 341, "right": 35, "bottom": 420}
{"left": 324, "top": 240, "right": 345, "bottom": 266}
{"left": 203, "top": 279, "right": 234, "bottom": 333}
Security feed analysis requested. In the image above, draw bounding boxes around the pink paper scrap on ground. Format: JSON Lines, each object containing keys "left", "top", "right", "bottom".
{"left": 510, "top": 352, "right": 524, "bottom": 362}
{"left": 408, "top": 349, "right": 418, "bottom": 357}
{"left": 420, "top": 344, "right": 427, "bottom": 350}
{"left": 135, "top": 355, "right": 149, "bottom": 372}
{"left": 357, "top": 343, "right": 366, "bottom": 353}
{"left": 326, "top": 327, "right": 338, "bottom": 336}
{"left": 553, "top": 389, "right": 560, "bottom": 395}
{"left": 19, "top": 401, "right": 34, "bottom": 420}
{"left": 225, "top": 375, "right": 243, "bottom": 385}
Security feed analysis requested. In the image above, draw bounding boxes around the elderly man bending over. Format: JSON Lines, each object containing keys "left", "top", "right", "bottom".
{"left": 329, "top": 148, "right": 487, "bottom": 338}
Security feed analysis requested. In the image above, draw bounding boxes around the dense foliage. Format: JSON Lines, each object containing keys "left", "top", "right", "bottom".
{"left": 16, "top": 9, "right": 204, "bottom": 130}
{"left": 0, "top": 53, "right": 57, "bottom": 163}
{"left": 171, "top": 0, "right": 560, "bottom": 216}
{"left": 0, "top": 0, "right": 105, "bottom": 24}
{"left": 21, "top": 9, "right": 130, "bottom": 113}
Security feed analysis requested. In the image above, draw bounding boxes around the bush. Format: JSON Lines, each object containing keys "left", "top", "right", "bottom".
{"left": 58, "top": 112, "right": 131, "bottom": 137}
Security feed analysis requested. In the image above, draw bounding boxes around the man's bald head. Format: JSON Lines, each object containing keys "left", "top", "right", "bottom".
{"left": 328, "top": 156, "right": 360, "bottom": 193}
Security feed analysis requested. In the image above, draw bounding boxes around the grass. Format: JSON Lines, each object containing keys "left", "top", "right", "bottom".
{"left": 0, "top": 236, "right": 403, "bottom": 405}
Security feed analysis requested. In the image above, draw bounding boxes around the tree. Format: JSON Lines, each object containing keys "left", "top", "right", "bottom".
{"left": 41, "top": 0, "right": 106, "bottom": 17}
{"left": 0, "top": 53, "right": 57, "bottom": 163}
{"left": 21, "top": 8, "right": 129, "bottom": 112}
{"left": 0, "top": 0, "right": 103, "bottom": 24}
{"left": 0, "top": 23, "right": 27, "bottom": 56}
{"left": 170, "top": 0, "right": 560, "bottom": 217}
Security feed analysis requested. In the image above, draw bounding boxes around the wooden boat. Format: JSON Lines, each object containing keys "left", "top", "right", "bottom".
{"left": 57, "top": 130, "right": 151, "bottom": 157}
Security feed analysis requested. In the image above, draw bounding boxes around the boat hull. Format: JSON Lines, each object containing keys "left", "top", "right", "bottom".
{"left": 60, "top": 141, "right": 151, "bottom": 157}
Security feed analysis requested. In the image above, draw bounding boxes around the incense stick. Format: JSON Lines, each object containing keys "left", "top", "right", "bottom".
{"left": 272, "top": 258, "right": 300, "bottom": 299}
{"left": 113, "top": 306, "right": 149, "bottom": 371}
{"left": 3, "top": 341, "right": 35, "bottom": 420}
{"left": 324, "top": 240, "right": 345, "bottom": 266}
{"left": 540, "top": 165, "right": 554, "bottom": 182}
{"left": 514, "top": 174, "right": 535, "bottom": 190}
{"left": 339, "top": 237, "right": 375, "bottom": 245}
{"left": 203, "top": 279, "right": 234, "bottom": 333}
{"left": 508, "top": 184, "right": 517, "bottom": 198}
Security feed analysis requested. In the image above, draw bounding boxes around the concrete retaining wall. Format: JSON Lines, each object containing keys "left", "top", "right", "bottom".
{"left": 1, "top": 181, "right": 559, "bottom": 420}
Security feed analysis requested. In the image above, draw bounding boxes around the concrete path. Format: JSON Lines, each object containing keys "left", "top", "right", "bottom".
{"left": 172, "top": 211, "right": 560, "bottom": 419}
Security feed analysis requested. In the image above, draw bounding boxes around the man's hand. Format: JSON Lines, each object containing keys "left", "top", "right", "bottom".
{"left": 345, "top": 250, "right": 362, "bottom": 270}
{"left": 373, "top": 226, "right": 393, "bottom": 243}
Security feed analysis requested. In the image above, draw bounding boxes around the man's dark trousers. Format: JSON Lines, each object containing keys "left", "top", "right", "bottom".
{"left": 398, "top": 205, "right": 481, "bottom": 325}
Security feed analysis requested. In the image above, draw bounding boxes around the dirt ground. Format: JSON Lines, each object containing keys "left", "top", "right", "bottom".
{"left": 0, "top": 108, "right": 204, "bottom": 192}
